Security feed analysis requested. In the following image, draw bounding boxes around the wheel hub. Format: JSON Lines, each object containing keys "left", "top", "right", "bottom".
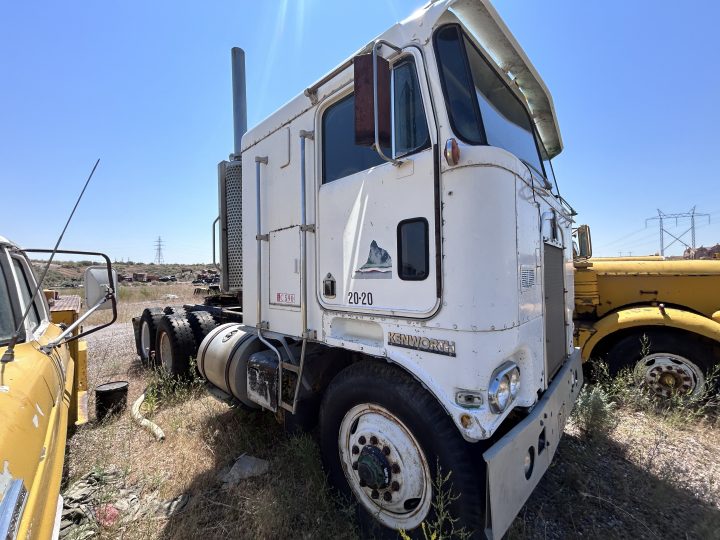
{"left": 141, "top": 321, "right": 151, "bottom": 355}
{"left": 339, "top": 404, "right": 432, "bottom": 530}
{"left": 357, "top": 445, "right": 391, "bottom": 490}
{"left": 635, "top": 353, "right": 705, "bottom": 398}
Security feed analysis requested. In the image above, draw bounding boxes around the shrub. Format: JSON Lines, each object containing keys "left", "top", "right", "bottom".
{"left": 571, "top": 384, "right": 617, "bottom": 438}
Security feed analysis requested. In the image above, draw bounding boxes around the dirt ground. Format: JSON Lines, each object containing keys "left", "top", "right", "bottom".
{"left": 63, "top": 288, "right": 720, "bottom": 539}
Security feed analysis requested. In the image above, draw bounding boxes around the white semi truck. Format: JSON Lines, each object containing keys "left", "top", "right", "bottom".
{"left": 134, "top": 1, "right": 583, "bottom": 537}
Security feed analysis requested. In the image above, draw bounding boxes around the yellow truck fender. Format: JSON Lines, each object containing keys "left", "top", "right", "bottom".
{"left": 580, "top": 306, "right": 720, "bottom": 360}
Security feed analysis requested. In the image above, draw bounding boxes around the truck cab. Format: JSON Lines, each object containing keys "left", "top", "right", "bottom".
{"left": 175, "top": 1, "right": 585, "bottom": 536}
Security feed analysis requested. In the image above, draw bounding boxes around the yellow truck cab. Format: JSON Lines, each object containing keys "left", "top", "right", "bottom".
{"left": 574, "top": 251, "right": 720, "bottom": 398}
{"left": 0, "top": 236, "right": 116, "bottom": 540}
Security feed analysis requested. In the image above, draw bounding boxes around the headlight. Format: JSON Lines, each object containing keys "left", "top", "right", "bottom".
{"left": 488, "top": 362, "right": 520, "bottom": 413}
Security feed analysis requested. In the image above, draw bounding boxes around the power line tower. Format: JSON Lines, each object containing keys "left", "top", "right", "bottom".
{"left": 645, "top": 207, "right": 710, "bottom": 257}
{"left": 154, "top": 236, "right": 165, "bottom": 265}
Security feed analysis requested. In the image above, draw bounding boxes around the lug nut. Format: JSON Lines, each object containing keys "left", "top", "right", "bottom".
{"left": 358, "top": 436, "right": 366, "bottom": 445}
{"left": 371, "top": 490, "right": 379, "bottom": 499}
{"left": 352, "top": 446, "right": 359, "bottom": 455}
{"left": 383, "top": 492, "right": 392, "bottom": 502}
{"left": 359, "top": 479, "right": 367, "bottom": 487}
{"left": 370, "top": 436, "right": 378, "bottom": 445}
{"left": 391, "top": 481, "right": 400, "bottom": 491}
{"left": 392, "top": 464, "right": 400, "bottom": 474}
{"left": 383, "top": 446, "right": 390, "bottom": 456}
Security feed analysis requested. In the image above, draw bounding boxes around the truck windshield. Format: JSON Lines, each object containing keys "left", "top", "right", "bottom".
{"left": 0, "top": 265, "right": 15, "bottom": 345}
{"left": 435, "top": 24, "right": 551, "bottom": 187}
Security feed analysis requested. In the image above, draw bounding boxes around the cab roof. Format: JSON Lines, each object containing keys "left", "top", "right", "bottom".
{"left": 0, "top": 236, "right": 20, "bottom": 250}
{"left": 241, "top": 0, "right": 562, "bottom": 158}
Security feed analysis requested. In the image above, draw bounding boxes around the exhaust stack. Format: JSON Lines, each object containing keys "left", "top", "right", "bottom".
{"left": 231, "top": 47, "right": 247, "bottom": 159}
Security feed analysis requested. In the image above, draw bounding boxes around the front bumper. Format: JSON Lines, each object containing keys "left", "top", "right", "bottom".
{"left": 482, "top": 348, "right": 583, "bottom": 540}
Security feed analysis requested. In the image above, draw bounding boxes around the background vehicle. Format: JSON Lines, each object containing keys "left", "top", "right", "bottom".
{"left": 0, "top": 236, "right": 116, "bottom": 540}
{"left": 133, "top": 1, "right": 582, "bottom": 536}
{"left": 574, "top": 239, "right": 720, "bottom": 398}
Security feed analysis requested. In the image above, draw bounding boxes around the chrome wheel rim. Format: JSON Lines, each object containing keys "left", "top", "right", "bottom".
{"left": 634, "top": 353, "right": 705, "bottom": 398}
{"left": 159, "top": 332, "right": 173, "bottom": 372}
{"left": 141, "top": 321, "right": 151, "bottom": 357}
{"left": 338, "top": 404, "right": 432, "bottom": 530}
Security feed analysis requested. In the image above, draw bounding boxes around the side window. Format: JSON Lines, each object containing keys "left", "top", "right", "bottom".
{"left": 322, "top": 58, "right": 430, "bottom": 184}
{"left": 0, "top": 263, "right": 15, "bottom": 343}
{"left": 322, "top": 95, "right": 386, "bottom": 184}
{"left": 397, "top": 218, "right": 429, "bottom": 281}
{"left": 12, "top": 257, "right": 40, "bottom": 332}
{"left": 392, "top": 60, "right": 430, "bottom": 157}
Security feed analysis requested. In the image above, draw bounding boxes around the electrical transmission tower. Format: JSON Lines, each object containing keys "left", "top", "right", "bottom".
{"left": 154, "top": 236, "right": 165, "bottom": 265}
{"left": 645, "top": 207, "right": 710, "bottom": 257}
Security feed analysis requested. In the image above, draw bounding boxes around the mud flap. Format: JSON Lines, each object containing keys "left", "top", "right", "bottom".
{"left": 483, "top": 349, "right": 582, "bottom": 540}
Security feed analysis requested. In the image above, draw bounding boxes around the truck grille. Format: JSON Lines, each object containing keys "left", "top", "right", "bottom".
{"left": 225, "top": 161, "right": 243, "bottom": 291}
{"left": 543, "top": 244, "right": 566, "bottom": 380}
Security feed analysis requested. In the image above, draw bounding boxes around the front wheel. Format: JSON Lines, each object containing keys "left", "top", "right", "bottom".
{"left": 319, "top": 361, "right": 484, "bottom": 538}
{"left": 606, "top": 330, "right": 717, "bottom": 398}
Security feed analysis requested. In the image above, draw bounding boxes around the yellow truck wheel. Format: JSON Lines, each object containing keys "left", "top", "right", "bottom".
{"left": 605, "top": 329, "right": 717, "bottom": 399}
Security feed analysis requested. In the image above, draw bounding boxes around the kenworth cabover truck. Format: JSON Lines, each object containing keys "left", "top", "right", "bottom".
{"left": 0, "top": 237, "right": 116, "bottom": 540}
{"left": 574, "top": 253, "right": 720, "bottom": 398}
{"left": 133, "top": 1, "right": 582, "bottom": 536}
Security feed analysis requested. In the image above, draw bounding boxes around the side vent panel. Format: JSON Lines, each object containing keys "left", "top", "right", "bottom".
{"left": 221, "top": 160, "right": 243, "bottom": 292}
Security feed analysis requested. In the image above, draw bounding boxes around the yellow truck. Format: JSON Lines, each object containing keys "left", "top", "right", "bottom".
{"left": 573, "top": 229, "right": 720, "bottom": 397}
{"left": 0, "top": 236, "right": 116, "bottom": 539}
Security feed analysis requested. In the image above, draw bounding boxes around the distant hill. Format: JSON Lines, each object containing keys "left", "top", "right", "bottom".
{"left": 30, "top": 260, "right": 214, "bottom": 287}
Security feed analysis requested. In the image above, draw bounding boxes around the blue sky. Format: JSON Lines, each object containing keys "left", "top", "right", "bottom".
{"left": 1, "top": 0, "right": 719, "bottom": 263}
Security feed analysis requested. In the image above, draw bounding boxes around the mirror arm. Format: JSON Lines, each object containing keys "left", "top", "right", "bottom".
{"left": 40, "top": 292, "right": 112, "bottom": 353}
{"left": 372, "top": 40, "right": 403, "bottom": 166}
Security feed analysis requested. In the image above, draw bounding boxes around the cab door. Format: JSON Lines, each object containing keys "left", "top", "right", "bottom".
{"left": 316, "top": 50, "right": 439, "bottom": 317}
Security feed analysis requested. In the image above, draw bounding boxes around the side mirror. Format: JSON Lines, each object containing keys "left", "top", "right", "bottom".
{"left": 354, "top": 53, "right": 391, "bottom": 149}
{"left": 576, "top": 225, "right": 592, "bottom": 259}
{"left": 84, "top": 265, "right": 118, "bottom": 310}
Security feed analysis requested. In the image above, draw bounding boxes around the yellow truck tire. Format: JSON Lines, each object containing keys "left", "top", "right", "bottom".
{"left": 603, "top": 328, "right": 718, "bottom": 399}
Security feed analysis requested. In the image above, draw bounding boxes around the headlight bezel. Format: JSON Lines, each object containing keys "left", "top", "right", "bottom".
{"left": 488, "top": 361, "right": 521, "bottom": 414}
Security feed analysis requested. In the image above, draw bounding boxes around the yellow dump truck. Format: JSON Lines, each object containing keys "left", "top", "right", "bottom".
{"left": 0, "top": 236, "right": 116, "bottom": 539}
{"left": 574, "top": 255, "right": 720, "bottom": 397}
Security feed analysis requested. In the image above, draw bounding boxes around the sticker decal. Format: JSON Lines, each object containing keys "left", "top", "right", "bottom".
{"left": 355, "top": 240, "right": 392, "bottom": 279}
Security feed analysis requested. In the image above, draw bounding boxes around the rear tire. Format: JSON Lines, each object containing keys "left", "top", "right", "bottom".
{"left": 186, "top": 310, "right": 218, "bottom": 345}
{"left": 163, "top": 305, "right": 185, "bottom": 316}
{"left": 155, "top": 314, "right": 196, "bottom": 377}
{"left": 319, "top": 361, "right": 484, "bottom": 538}
{"left": 137, "top": 308, "right": 164, "bottom": 365}
{"left": 605, "top": 330, "right": 717, "bottom": 398}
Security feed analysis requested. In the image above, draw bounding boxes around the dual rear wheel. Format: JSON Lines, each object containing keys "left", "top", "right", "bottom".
{"left": 137, "top": 308, "right": 218, "bottom": 377}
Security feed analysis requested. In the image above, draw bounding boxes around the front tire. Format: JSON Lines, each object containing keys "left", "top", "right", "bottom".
{"left": 319, "top": 361, "right": 484, "bottom": 538}
{"left": 605, "top": 330, "right": 717, "bottom": 398}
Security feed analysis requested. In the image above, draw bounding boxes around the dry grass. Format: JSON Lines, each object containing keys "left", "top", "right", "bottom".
{"left": 68, "top": 321, "right": 356, "bottom": 539}
{"left": 65, "top": 300, "right": 719, "bottom": 538}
